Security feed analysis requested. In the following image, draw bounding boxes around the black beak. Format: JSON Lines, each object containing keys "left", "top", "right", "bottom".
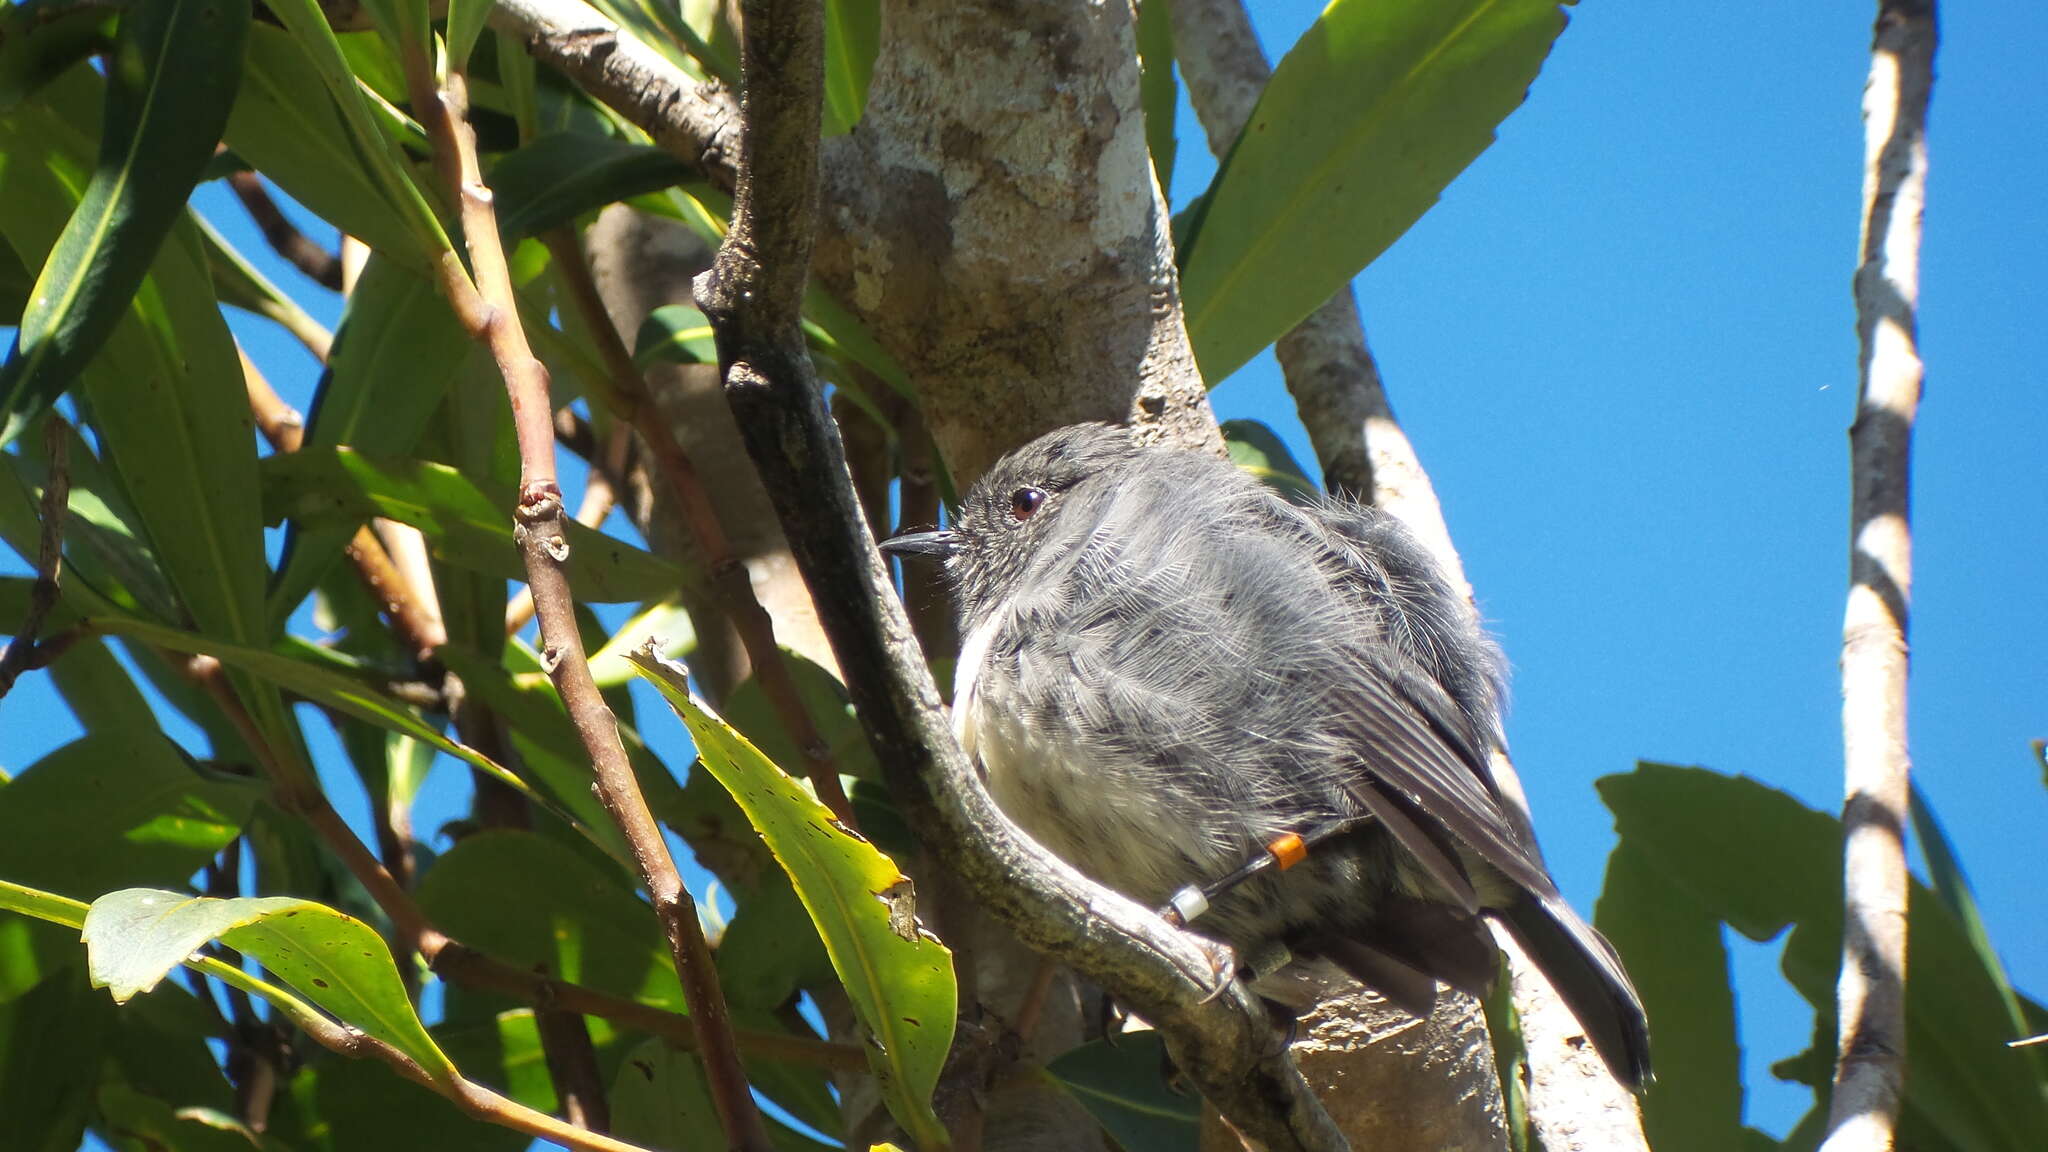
{"left": 879, "top": 529, "right": 960, "bottom": 559}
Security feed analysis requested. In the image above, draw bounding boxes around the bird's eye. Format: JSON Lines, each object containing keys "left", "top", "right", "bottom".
{"left": 1009, "top": 487, "right": 1045, "bottom": 521}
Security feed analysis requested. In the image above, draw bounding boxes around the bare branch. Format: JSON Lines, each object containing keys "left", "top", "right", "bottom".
{"left": 543, "top": 225, "right": 853, "bottom": 825}
{"left": 1823, "top": 3, "right": 1935, "bottom": 1150}
{"left": 487, "top": 0, "right": 739, "bottom": 185}
{"left": 0, "top": 419, "right": 69, "bottom": 700}
{"left": 396, "top": 33, "right": 773, "bottom": 1152}
{"left": 226, "top": 169, "right": 344, "bottom": 291}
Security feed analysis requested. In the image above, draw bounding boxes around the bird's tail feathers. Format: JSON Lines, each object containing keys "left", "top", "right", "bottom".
{"left": 1497, "top": 891, "right": 1652, "bottom": 1088}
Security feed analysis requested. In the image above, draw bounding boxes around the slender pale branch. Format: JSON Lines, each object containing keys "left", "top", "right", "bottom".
{"left": 0, "top": 419, "right": 69, "bottom": 700}
{"left": 1823, "top": 4, "right": 1935, "bottom": 1151}
{"left": 692, "top": 0, "right": 1342, "bottom": 1148}
{"left": 542, "top": 226, "right": 853, "bottom": 823}
{"left": 395, "top": 35, "right": 773, "bottom": 1152}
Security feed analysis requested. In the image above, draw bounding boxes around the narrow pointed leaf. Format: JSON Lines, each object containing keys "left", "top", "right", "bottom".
{"left": 77, "top": 611, "right": 550, "bottom": 811}
{"left": 821, "top": 0, "right": 878, "bottom": 136}
{"left": 1045, "top": 1034, "right": 1203, "bottom": 1152}
{"left": 417, "top": 830, "right": 683, "bottom": 1009}
{"left": 267, "top": 256, "right": 473, "bottom": 628}
{"left": 262, "top": 446, "right": 692, "bottom": 603}
{"left": 631, "top": 650, "right": 955, "bottom": 1148}
{"left": 225, "top": 25, "right": 432, "bottom": 268}
{"left": 1134, "top": 0, "right": 1175, "bottom": 196}
{"left": 0, "top": 0, "right": 251, "bottom": 444}
{"left": 1177, "top": 0, "right": 1571, "bottom": 382}
{"left": 490, "top": 132, "right": 693, "bottom": 240}
{"left": 82, "top": 888, "right": 457, "bottom": 1079}
{"left": 255, "top": 0, "right": 452, "bottom": 261}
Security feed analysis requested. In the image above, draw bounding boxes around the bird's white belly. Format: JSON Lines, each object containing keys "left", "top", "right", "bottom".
{"left": 952, "top": 618, "right": 1195, "bottom": 904}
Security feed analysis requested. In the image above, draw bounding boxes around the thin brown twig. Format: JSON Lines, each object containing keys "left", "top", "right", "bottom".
{"left": 169, "top": 646, "right": 862, "bottom": 1072}
{"left": 226, "top": 169, "right": 345, "bottom": 291}
{"left": 541, "top": 225, "right": 854, "bottom": 825}
{"left": 240, "top": 348, "right": 447, "bottom": 662}
{"left": 0, "top": 419, "right": 69, "bottom": 700}
{"left": 1823, "top": 4, "right": 1935, "bottom": 1151}
{"left": 537, "top": 1007, "right": 613, "bottom": 1132}
{"left": 399, "top": 39, "right": 773, "bottom": 1152}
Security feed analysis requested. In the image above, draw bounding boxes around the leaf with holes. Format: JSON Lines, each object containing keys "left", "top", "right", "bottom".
{"left": 631, "top": 649, "right": 955, "bottom": 1149}
{"left": 82, "top": 888, "right": 457, "bottom": 1080}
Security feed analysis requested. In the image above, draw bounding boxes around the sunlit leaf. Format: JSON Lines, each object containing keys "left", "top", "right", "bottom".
{"left": 632, "top": 650, "right": 955, "bottom": 1148}
{"left": 82, "top": 888, "right": 458, "bottom": 1079}
{"left": 0, "top": 0, "right": 250, "bottom": 444}
{"left": 226, "top": 25, "right": 432, "bottom": 268}
{"left": 262, "top": 447, "right": 691, "bottom": 604}
{"left": 1220, "top": 418, "right": 1318, "bottom": 501}
{"left": 1177, "top": 0, "right": 1571, "bottom": 382}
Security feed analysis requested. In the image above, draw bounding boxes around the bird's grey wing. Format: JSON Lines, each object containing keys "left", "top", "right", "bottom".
{"left": 1329, "top": 646, "right": 1559, "bottom": 902}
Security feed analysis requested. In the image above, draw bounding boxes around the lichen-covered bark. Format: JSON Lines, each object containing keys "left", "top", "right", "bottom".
{"left": 816, "top": 0, "right": 1220, "bottom": 486}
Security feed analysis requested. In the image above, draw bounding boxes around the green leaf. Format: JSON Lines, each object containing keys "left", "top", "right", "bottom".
{"left": 631, "top": 650, "right": 955, "bottom": 1149}
{"left": 633, "top": 303, "right": 718, "bottom": 368}
{"left": 77, "top": 612, "right": 550, "bottom": 812}
{"left": 44, "top": 635, "right": 154, "bottom": 736}
{"left": 821, "top": 0, "right": 878, "bottom": 136}
{"left": 0, "top": 0, "right": 114, "bottom": 111}
{"left": 0, "top": 726, "right": 257, "bottom": 1004}
{"left": 1044, "top": 1033, "right": 1203, "bottom": 1152}
{"left": 491, "top": 132, "right": 694, "bottom": 240}
{"left": 256, "top": 0, "right": 453, "bottom": 261}
{"left": 82, "top": 888, "right": 459, "bottom": 1079}
{"left": 432, "top": 642, "right": 644, "bottom": 868}
{"left": 716, "top": 877, "right": 834, "bottom": 1012}
{"left": 722, "top": 647, "right": 881, "bottom": 783}
{"left": 445, "top": 0, "right": 495, "bottom": 73}
{"left": 0, "top": 0, "right": 250, "bottom": 445}
{"left": 436, "top": 1007, "right": 625, "bottom": 1113}
{"left": 1599, "top": 764, "right": 2048, "bottom": 1152}
{"left": 268, "top": 256, "right": 475, "bottom": 628}
{"left": 262, "top": 447, "right": 691, "bottom": 604}
{"left": 417, "top": 829, "right": 684, "bottom": 1009}
{"left": 0, "top": 729, "right": 260, "bottom": 904}
{"left": 225, "top": 24, "right": 433, "bottom": 268}
{"left": 1220, "top": 418, "right": 1318, "bottom": 501}
{"left": 1595, "top": 841, "right": 1743, "bottom": 1152}
{"left": 0, "top": 78, "right": 285, "bottom": 756}
{"left": 94, "top": 1082, "right": 273, "bottom": 1152}
{"left": 1177, "top": 0, "right": 1571, "bottom": 383}
{"left": 0, "top": 970, "right": 109, "bottom": 1152}
{"left": 192, "top": 210, "right": 333, "bottom": 358}
{"left": 609, "top": 1035, "right": 722, "bottom": 1150}
{"left": 1135, "top": 0, "right": 1175, "bottom": 198}
{"left": 588, "top": 598, "right": 696, "bottom": 688}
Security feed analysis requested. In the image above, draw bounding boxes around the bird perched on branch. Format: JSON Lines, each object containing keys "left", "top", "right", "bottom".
{"left": 881, "top": 422, "right": 1650, "bottom": 1087}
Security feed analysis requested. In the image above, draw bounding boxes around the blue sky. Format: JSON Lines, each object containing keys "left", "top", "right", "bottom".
{"left": 1203, "top": 0, "right": 2047, "bottom": 1133}
{"left": 8, "top": 0, "right": 2043, "bottom": 1146}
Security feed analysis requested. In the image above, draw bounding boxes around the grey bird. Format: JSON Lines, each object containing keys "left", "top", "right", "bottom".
{"left": 881, "top": 423, "right": 1651, "bottom": 1087}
